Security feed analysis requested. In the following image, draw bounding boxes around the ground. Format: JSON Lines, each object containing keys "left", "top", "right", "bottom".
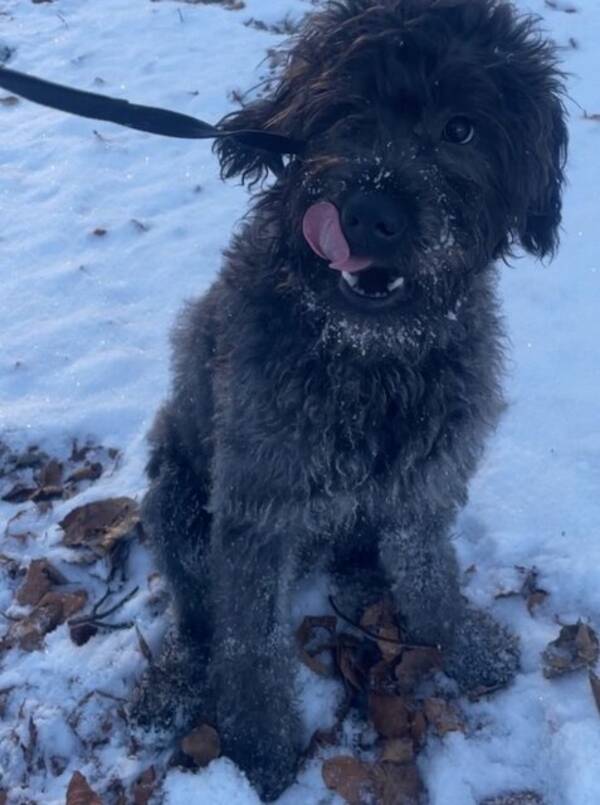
{"left": 0, "top": 0, "right": 599, "bottom": 803}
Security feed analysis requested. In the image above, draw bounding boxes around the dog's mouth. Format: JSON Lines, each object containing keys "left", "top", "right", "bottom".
{"left": 338, "top": 266, "right": 408, "bottom": 305}
{"left": 303, "top": 201, "right": 410, "bottom": 308}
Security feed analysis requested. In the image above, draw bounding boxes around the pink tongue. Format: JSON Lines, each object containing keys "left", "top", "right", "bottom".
{"left": 302, "top": 202, "right": 373, "bottom": 273}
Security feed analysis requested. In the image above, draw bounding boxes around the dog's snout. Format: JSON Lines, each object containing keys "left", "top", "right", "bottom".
{"left": 341, "top": 192, "right": 407, "bottom": 256}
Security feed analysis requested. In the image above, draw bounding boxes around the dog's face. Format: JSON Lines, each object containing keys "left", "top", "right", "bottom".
{"left": 216, "top": 0, "right": 567, "bottom": 351}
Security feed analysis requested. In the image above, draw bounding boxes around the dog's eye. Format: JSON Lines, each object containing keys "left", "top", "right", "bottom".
{"left": 442, "top": 116, "right": 475, "bottom": 145}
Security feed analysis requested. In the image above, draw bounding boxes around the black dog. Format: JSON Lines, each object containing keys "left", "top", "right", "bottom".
{"left": 132, "top": 0, "right": 567, "bottom": 799}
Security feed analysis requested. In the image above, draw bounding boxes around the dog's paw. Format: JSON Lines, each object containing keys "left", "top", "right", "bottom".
{"left": 128, "top": 626, "right": 213, "bottom": 736}
{"left": 443, "top": 606, "right": 520, "bottom": 693}
{"left": 221, "top": 718, "right": 300, "bottom": 802}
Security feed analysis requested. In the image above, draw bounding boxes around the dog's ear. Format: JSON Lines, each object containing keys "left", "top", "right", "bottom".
{"left": 518, "top": 98, "right": 568, "bottom": 259}
{"left": 213, "top": 99, "right": 286, "bottom": 186}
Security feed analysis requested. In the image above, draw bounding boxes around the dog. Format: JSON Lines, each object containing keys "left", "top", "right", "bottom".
{"left": 131, "top": 0, "right": 567, "bottom": 799}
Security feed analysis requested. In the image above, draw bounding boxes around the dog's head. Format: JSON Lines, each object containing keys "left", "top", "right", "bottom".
{"left": 215, "top": 0, "right": 567, "bottom": 349}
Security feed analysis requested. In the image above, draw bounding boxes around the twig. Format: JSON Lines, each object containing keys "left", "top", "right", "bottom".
{"left": 69, "top": 586, "right": 139, "bottom": 626}
{"left": 328, "top": 595, "right": 433, "bottom": 651}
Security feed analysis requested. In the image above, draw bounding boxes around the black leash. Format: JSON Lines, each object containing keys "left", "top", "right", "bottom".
{"left": 0, "top": 65, "right": 304, "bottom": 156}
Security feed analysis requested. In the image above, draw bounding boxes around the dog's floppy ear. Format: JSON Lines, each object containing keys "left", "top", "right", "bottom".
{"left": 213, "top": 99, "right": 286, "bottom": 186}
{"left": 518, "top": 98, "right": 568, "bottom": 259}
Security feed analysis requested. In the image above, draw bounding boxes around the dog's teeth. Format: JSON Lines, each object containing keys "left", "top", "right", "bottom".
{"left": 387, "top": 277, "right": 405, "bottom": 292}
{"left": 342, "top": 271, "right": 359, "bottom": 287}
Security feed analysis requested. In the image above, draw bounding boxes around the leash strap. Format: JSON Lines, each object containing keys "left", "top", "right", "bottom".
{"left": 0, "top": 65, "right": 304, "bottom": 155}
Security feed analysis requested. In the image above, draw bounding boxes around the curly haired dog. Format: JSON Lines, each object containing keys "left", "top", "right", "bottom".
{"left": 132, "top": 0, "right": 567, "bottom": 798}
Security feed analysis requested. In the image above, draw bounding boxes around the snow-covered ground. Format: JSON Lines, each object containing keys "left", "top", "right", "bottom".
{"left": 0, "top": 0, "right": 599, "bottom": 802}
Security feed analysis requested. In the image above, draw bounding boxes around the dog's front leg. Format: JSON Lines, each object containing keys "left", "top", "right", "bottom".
{"left": 378, "top": 511, "right": 463, "bottom": 650}
{"left": 379, "top": 511, "right": 519, "bottom": 692}
{"left": 209, "top": 512, "right": 302, "bottom": 801}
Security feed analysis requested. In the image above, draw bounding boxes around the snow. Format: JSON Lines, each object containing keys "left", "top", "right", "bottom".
{"left": 0, "top": 0, "right": 599, "bottom": 803}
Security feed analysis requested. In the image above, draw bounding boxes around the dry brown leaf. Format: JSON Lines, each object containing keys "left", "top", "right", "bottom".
{"left": 38, "top": 459, "right": 63, "bottom": 487}
{"left": 1, "top": 589, "right": 87, "bottom": 652}
{"left": 410, "top": 709, "right": 428, "bottom": 747}
{"left": 526, "top": 590, "right": 548, "bottom": 615}
{"left": 67, "top": 463, "right": 103, "bottom": 484}
{"left": 372, "top": 761, "right": 425, "bottom": 805}
{"left": 31, "top": 485, "right": 64, "bottom": 503}
{"left": 16, "top": 558, "right": 67, "bottom": 606}
{"left": 296, "top": 615, "right": 336, "bottom": 677}
{"left": 369, "top": 693, "right": 411, "bottom": 739}
{"left": 66, "top": 771, "right": 102, "bottom": 805}
{"left": 542, "top": 622, "right": 599, "bottom": 678}
{"left": 379, "top": 738, "right": 414, "bottom": 764}
{"left": 589, "top": 671, "right": 600, "bottom": 716}
{"left": 423, "top": 697, "right": 465, "bottom": 736}
{"left": 394, "top": 647, "right": 443, "bottom": 692}
{"left": 181, "top": 724, "right": 221, "bottom": 767}
{"left": 60, "top": 497, "right": 140, "bottom": 555}
{"left": 337, "top": 633, "right": 368, "bottom": 691}
{"left": 360, "top": 599, "right": 403, "bottom": 661}
{"left": 495, "top": 567, "right": 548, "bottom": 616}
{"left": 322, "top": 756, "right": 374, "bottom": 805}
{"left": 132, "top": 766, "right": 157, "bottom": 805}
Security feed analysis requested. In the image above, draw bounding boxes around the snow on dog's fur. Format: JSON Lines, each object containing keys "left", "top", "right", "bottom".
{"left": 131, "top": 0, "right": 567, "bottom": 799}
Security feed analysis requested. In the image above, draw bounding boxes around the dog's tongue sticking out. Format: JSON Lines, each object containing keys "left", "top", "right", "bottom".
{"left": 302, "top": 202, "right": 373, "bottom": 273}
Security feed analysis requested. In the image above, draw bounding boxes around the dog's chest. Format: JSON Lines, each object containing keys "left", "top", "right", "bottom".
{"left": 229, "top": 351, "right": 429, "bottom": 496}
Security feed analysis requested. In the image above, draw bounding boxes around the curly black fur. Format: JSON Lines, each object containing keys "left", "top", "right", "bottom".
{"left": 130, "top": 0, "right": 567, "bottom": 799}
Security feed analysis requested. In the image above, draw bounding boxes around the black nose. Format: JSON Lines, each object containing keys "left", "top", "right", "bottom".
{"left": 340, "top": 192, "right": 408, "bottom": 257}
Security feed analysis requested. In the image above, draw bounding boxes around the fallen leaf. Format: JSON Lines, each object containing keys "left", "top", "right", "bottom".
{"left": 542, "top": 622, "right": 599, "bottom": 678}
{"left": 526, "top": 590, "right": 548, "bottom": 615}
{"left": 379, "top": 738, "right": 414, "bottom": 764}
{"left": 1, "top": 589, "right": 87, "bottom": 652}
{"left": 38, "top": 458, "right": 63, "bottom": 487}
{"left": 394, "top": 647, "right": 443, "bottom": 692}
{"left": 495, "top": 567, "right": 548, "bottom": 616}
{"left": 91, "top": 227, "right": 107, "bottom": 237}
{"left": 181, "top": 724, "right": 221, "bottom": 767}
{"left": 31, "top": 485, "right": 64, "bottom": 503}
{"left": 360, "top": 599, "right": 403, "bottom": 661}
{"left": 66, "top": 771, "right": 102, "bottom": 805}
{"left": 369, "top": 693, "right": 411, "bottom": 739}
{"left": 67, "top": 463, "right": 103, "bottom": 484}
{"left": 60, "top": 497, "right": 140, "bottom": 556}
{"left": 16, "top": 559, "right": 67, "bottom": 606}
{"left": 337, "top": 633, "right": 369, "bottom": 691}
{"left": 322, "top": 756, "right": 374, "bottom": 805}
{"left": 0, "top": 95, "right": 19, "bottom": 106}
{"left": 372, "top": 761, "right": 425, "bottom": 805}
{"left": 423, "top": 697, "right": 465, "bottom": 736}
{"left": 132, "top": 766, "right": 157, "bottom": 805}
{"left": 410, "top": 708, "right": 428, "bottom": 747}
